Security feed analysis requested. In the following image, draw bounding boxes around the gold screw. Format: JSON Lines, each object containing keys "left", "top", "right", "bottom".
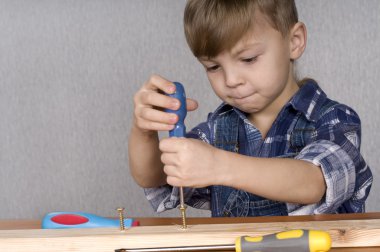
{"left": 116, "top": 207, "right": 125, "bottom": 231}
{"left": 179, "top": 205, "right": 187, "bottom": 229}
{"left": 179, "top": 187, "right": 187, "bottom": 229}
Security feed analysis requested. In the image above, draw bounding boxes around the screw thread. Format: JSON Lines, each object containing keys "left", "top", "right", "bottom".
{"left": 179, "top": 205, "right": 187, "bottom": 229}
{"left": 179, "top": 186, "right": 187, "bottom": 229}
{"left": 116, "top": 207, "right": 125, "bottom": 231}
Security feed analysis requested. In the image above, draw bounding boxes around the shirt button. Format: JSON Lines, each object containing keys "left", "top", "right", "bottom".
{"left": 223, "top": 211, "right": 231, "bottom": 217}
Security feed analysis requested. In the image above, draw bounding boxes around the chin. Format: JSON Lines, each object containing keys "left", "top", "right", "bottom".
{"left": 233, "top": 104, "right": 260, "bottom": 114}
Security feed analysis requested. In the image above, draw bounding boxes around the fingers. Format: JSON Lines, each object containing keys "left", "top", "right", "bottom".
{"left": 160, "top": 139, "right": 200, "bottom": 187}
{"left": 135, "top": 116, "right": 175, "bottom": 131}
{"left": 133, "top": 75, "right": 178, "bottom": 131}
{"left": 163, "top": 165, "right": 185, "bottom": 187}
{"left": 134, "top": 104, "right": 178, "bottom": 130}
{"left": 159, "top": 137, "right": 187, "bottom": 153}
{"left": 163, "top": 164, "right": 179, "bottom": 176}
{"left": 160, "top": 148, "right": 181, "bottom": 165}
{"left": 138, "top": 90, "right": 180, "bottom": 111}
{"left": 166, "top": 176, "right": 182, "bottom": 187}
{"left": 160, "top": 138, "right": 190, "bottom": 188}
{"left": 135, "top": 75, "right": 179, "bottom": 111}
{"left": 134, "top": 74, "right": 198, "bottom": 132}
{"left": 143, "top": 74, "right": 176, "bottom": 94}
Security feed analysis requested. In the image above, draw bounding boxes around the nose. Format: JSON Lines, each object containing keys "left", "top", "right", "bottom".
{"left": 224, "top": 67, "right": 243, "bottom": 88}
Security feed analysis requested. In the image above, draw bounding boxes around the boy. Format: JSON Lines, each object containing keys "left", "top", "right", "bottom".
{"left": 129, "top": 0, "right": 373, "bottom": 217}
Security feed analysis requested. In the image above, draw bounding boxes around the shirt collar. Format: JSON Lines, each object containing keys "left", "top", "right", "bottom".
{"left": 210, "top": 79, "right": 327, "bottom": 123}
{"left": 289, "top": 79, "right": 328, "bottom": 122}
{"left": 209, "top": 103, "right": 248, "bottom": 122}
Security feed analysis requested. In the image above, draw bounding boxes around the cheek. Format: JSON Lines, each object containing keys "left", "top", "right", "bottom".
{"left": 256, "top": 55, "right": 290, "bottom": 93}
{"left": 207, "top": 76, "right": 226, "bottom": 99}
{"left": 274, "top": 45, "right": 292, "bottom": 80}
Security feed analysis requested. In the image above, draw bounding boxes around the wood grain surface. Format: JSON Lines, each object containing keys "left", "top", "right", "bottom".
{"left": 1, "top": 216, "right": 380, "bottom": 251}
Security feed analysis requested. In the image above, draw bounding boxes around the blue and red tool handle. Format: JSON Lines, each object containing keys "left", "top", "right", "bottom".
{"left": 42, "top": 212, "right": 139, "bottom": 229}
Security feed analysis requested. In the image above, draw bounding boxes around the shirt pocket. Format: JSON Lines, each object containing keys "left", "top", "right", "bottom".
{"left": 221, "top": 190, "right": 249, "bottom": 217}
{"left": 222, "top": 190, "right": 288, "bottom": 217}
{"left": 248, "top": 200, "right": 288, "bottom": 216}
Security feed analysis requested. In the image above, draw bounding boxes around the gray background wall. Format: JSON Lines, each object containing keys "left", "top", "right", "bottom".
{"left": 0, "top": 0, "right": 379, "bottom": 219}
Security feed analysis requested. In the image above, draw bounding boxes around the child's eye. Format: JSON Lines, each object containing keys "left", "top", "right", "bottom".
{"left": 206, "top": 65, "right": 220, "bottom": 72}
{"left": 242, "top": 56, "right": 258, "bottom": 63}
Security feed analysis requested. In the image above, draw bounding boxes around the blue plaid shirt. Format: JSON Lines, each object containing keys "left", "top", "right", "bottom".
{"left": 144, "top": 80, "right": 373, "bottom": 216}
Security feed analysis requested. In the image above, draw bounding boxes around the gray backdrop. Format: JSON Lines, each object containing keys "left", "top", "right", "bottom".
{"left": 0, "top": 0, "right": 379, "bottom": 219}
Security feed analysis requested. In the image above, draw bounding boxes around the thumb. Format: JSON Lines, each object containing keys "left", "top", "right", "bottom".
{"left": 186, "top": 98, "right": 198, "bottom": 111}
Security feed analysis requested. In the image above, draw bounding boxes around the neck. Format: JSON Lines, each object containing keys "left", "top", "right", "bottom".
{"left": 248, "top": 78, "right": 299, "bottom": 138}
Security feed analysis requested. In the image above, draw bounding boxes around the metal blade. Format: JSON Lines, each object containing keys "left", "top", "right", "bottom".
{"left": 115, "top": 244, "right": 235, "bottom": 252}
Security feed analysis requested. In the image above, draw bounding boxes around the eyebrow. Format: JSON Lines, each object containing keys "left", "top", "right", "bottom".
{"left": 231, "top": 42, "right": 262, "bottom": 57}
{"left": 198, "top": 42, "right": 262, "bottom": 62}
{"left": 198, "top": 57, "right": 213, "bottom": 63}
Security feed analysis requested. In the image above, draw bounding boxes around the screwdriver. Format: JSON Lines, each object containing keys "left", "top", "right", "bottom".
{"left": 165, "top": 81, "right": 188, "bottom": 229}
{"left": 42, "top": 211, "right": 139, "bottom": 229}
{"left": 115, "top": 229, "right": 332, "bottom": 252}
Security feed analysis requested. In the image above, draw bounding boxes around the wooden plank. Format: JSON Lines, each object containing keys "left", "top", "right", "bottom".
{"left": 0, "top": 219, "right": 379, "bottom": 251}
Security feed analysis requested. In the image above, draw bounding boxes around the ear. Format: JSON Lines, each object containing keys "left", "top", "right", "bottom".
{"left": 289, "top": 22, "right": 307, "bottom": 60}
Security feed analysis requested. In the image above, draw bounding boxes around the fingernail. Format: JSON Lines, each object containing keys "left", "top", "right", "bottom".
{"left": 168, "top": 85, "right": 176, "bottom": 94}
{"left": 170, "top": 114, "right": 177, "bottom": 123}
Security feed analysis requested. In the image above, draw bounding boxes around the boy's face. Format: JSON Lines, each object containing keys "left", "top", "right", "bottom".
{"left": 198, "top": 14, "right": 301, "bottom": 120}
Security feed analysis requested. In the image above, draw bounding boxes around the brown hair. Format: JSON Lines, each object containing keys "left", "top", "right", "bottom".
{"left": 184, "top": 0, "right": 299, "bottom": 58}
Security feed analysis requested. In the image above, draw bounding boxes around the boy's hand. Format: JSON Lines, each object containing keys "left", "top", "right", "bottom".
{"left": 159, "top": 137, "right": 221, "bottom": 188}
{"left": 133, "top": 75, "right": 198, "bottom": 133}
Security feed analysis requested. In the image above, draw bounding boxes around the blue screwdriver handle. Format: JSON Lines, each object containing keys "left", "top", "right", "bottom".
{"left": 165, "top": 82, "right": 187, "bottom": 137}
{"left": 42, "top": 211, "right": 136, "bottom": 229}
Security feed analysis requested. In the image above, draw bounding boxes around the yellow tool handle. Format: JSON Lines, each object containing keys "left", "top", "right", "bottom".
{"left": 235, "top": 229, "right": 331, "bottom": 252}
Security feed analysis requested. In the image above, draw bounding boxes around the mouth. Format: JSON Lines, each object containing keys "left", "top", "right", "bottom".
{"left": 229, "top": 93, "right": 254, "bottom": 101}
{"left": 227, "top": 95, "right": 254, "bottom": 108}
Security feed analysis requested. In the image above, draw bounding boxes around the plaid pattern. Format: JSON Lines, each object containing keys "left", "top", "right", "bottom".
{"left": 144, "top": 80, "right": 372, "bottom": 215}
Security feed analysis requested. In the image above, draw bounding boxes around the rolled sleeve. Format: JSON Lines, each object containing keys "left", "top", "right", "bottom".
{"left": 144, "top": 186, "right": 211, "bottom": 213}
{"left": 288, "top": 103, "right": 373, "bottom": 215}
{"left": 289, "top": 140, "right": 356, "bottom": 214}
{"left": 144, "top": 185, "right": 176, "bottom": 213}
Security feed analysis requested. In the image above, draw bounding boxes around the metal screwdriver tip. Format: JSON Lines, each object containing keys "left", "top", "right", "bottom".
{"left": 116, "top": 207, "right": 125, "bottom": 231}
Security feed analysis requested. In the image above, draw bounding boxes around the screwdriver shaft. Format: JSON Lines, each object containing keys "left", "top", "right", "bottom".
{"left": 115, "top": 244, "right": 234, "bottom": 252}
